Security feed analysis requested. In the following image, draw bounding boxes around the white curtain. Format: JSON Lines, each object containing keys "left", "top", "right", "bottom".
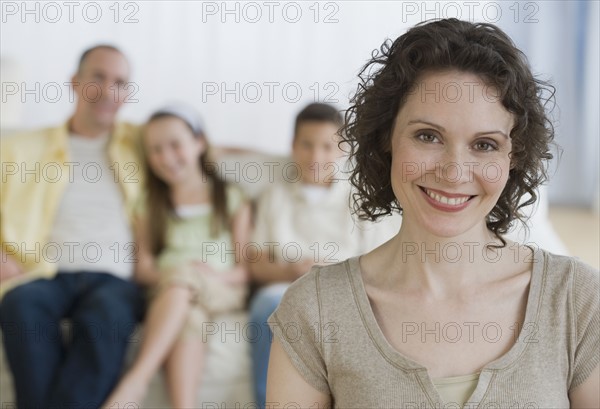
{"left": 500, "top": 1, "right": 600, "bottom": 207}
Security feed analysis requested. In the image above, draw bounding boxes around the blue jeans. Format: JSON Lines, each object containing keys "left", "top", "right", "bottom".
{"left": 0, "top": 272, "right": 143, "bottom": 409}
{"left": 248, "top": 283, "right": 290, "bottom": 409}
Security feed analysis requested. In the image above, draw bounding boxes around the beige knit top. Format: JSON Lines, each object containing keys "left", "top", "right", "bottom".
{"left": 269, "top": 249, "right": 599, "bottom": 408}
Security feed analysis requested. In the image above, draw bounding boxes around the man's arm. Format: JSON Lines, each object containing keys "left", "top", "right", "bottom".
{"left": 0, "top": 136, "right": 24, "bottom": 283}
{"left": 0, "top": 251, "right": 23, "bottom": 282}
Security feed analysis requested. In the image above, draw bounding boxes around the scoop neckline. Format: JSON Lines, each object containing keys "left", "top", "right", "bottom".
{"left": 346, "top": 245, "right": 545, "bottom": 407}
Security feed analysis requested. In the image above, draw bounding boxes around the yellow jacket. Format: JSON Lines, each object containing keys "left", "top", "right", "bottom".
{"left": 0, "top": 122, "right": 144, "bottom": 298}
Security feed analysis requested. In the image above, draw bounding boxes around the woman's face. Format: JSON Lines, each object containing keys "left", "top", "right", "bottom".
{"left": 390, "top": 70, "right": 514, "bottom": 238}
{"left": 144, "top": 116, "right": 204, "bottom": 185}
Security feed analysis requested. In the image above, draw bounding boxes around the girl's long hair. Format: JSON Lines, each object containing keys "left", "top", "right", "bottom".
{"left": 144, "top": 113, "right": 229, "bottom": 256}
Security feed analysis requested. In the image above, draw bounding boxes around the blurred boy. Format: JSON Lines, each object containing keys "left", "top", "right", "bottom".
{"left": 248, "top": 103, "right": 368, "bottom": 408}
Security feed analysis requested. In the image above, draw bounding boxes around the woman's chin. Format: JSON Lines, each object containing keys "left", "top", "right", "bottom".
{"left": 418, "top": 219, "right": 480, "bottom": 240}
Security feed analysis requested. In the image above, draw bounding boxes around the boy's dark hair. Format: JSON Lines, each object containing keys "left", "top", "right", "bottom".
{"left": 294, "top": 103, "right": 344, "bottom": 139}
{"left": 341, "top": 18, "right": 556, "bottom": 247}
{"left": 77, "top": 44, "right": 124, "bottom": 74}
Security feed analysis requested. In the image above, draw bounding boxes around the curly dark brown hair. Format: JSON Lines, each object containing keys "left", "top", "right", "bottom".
{"left": 341, "top": 18, "right": 556, "bottom": 245}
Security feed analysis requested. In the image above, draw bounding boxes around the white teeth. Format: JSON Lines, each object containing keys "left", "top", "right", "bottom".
{"left": 424, "top": 188, "right": 470, "bottom": 206}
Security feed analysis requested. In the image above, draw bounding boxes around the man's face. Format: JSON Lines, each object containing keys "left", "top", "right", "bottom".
{"left": 72, "top": 48, "right": 130, "bottom": 129}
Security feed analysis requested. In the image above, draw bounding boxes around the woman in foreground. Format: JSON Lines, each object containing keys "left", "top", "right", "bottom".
{"left": 266, "top": 19, "right": 599, "bottom": 408}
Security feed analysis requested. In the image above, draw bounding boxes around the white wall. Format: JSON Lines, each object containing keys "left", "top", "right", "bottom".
{"left": 1, "top": 1, "right": 598, "bottom": 205}
{"left": 2, "top": 1, "right": 424, "bottom": 154}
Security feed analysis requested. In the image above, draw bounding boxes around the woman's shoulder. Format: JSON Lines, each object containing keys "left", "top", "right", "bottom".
{"left": 535, "top": 248, "right": 599, "bottom": 308}
{"left": 537, "top": 247, "right": 599, "bottom": 282}
{"left": 537, "top": 250, "right": 600, "bottom": 390}
{"left": 282, "top": 258, "right": 358, "bottom": 305}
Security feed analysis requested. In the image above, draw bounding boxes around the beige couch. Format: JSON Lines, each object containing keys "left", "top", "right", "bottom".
{"left": 0, "top": 151, "right": 281, "bottom": 409}
{"left": 0, "top": 311, "right": 255, "bottom": 408}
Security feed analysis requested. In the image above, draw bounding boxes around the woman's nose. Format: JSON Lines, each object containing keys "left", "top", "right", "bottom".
{"left": 435, "top": 147, "right": 474, "bottom": 184}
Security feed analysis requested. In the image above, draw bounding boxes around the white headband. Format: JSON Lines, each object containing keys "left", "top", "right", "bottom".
{"left": 152, "top": 103, "right": 206, "bottom": 135}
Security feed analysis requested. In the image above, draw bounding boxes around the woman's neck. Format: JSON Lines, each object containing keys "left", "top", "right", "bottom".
{"left": 371, "top": 219, "right": 509, "bottom": 297}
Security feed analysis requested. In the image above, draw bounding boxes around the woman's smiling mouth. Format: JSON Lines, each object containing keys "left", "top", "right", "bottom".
{"left": 418, "top": 186, "right": 475, "bottom": 210}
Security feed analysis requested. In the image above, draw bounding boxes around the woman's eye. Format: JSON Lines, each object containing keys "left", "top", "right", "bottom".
{"left": 416, "top": 133, "right": 439, "bottom": 143}
{"left": 474, "top": 141, "right": 498, "bottom": 151}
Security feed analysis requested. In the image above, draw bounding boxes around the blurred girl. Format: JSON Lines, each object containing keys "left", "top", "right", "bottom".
{"left": 104, "top": 104, "right": 251, "bottom": 408}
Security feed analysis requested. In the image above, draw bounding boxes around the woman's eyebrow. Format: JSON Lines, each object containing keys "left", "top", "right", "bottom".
{"left": 407, "top": 119, "right": 446, "bottom": 131}
{"left": 475, "top": 130, "right": 509, "bottom": 139}
{"left": 407, "top": 119, "right": 508, "bottom": 139}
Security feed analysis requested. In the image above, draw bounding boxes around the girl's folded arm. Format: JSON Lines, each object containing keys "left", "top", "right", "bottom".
{"left": 133, "top": 215, "right": 161, "bottom": 287}
{"left": 221, "top": 200, "right": 253, "bottom": 285}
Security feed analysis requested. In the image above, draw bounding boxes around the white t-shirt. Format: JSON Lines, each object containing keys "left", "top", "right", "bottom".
{"left": 300, "top": 184, "right": 331, "bottom": 205}
{"left": 46, "top": 133, "right": 134, "bottom": 279}
{"left": 252, "top": 179, "right": 370, "bottom": 265}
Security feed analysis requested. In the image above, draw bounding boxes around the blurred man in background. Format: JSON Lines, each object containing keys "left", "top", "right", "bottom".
{"left": 0, "top": 45, "right": 144, "bottom": 408}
